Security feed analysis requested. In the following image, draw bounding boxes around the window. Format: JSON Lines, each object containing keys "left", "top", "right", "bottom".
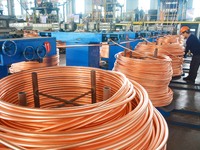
{"left": 75, "top": 0, "right": 85, "bottom": 14}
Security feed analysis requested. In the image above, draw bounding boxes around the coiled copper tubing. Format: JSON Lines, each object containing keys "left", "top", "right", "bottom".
{"left": 135, "top": 40, "right": 184, "bottom": 77}
{"left": 0, "top": 66, "right": 168, "bottom": 149}
{"left": 113, "top": 51, "right": 173, "bottom": 107}
{"left": 9, "top": 54, "right": 59, "bottom": 73}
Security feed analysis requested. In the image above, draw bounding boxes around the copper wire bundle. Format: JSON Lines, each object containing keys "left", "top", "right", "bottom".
{"left": 135, "top": 41, "right": 184, "bottom": 76}
{"left": 0, "top": 66, "right": 168, "bottom": 150}
{"left": 113, "top": 51, "right": 173, "bottom": 107}
{"left": 9, "top": 54, "right": 59, "bottom": 73}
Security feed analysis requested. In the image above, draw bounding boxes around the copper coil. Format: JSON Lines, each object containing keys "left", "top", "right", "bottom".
{"left": 0, "top": 66, "right": 168, "bottom": 149}
{"left": 9, "top": 54, "right": 59, "bottom": 73}
{"left": 113, "top": 51, "right": 173, "bottom": 107}
{"left": 135, "top": 41, "right": 184, "bottom": 77}
{"left": 157, "top": 35, "right": 183, "bottom": 45}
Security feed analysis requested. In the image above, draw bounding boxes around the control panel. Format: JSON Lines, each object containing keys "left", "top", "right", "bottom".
{"left": 0, "top": 37, "right": 56, "bottom": 78}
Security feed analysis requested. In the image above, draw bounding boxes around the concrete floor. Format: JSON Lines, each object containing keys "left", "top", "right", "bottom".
{"left": 60, "top": 54, "right": 200, "bottom": 150}
{"left": 166, "top": 57, "right": 200, "bottom": 150}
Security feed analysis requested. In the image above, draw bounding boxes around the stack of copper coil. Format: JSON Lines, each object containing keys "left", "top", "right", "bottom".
{"left": 113, "top": 51, "right": 173, "bottom": 107}
{"left": 135, "top": 37, "right": 184, "bottom": 77}
{"left": 0, "top": 66, "right": 168, "bottom": 150}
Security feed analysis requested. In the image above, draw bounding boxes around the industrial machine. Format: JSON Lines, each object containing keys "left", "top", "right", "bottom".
{"left": 51, "top": 32, "right": 102, "bottom": 68}
{"left": 0, "top": 15, "right": 23, "bottom": 39}
{"left": 83, "top": 22, "right": 99, "bottom": 32}
{"left": 60, "top": 21, "right": 77, "bottom": 32}
{"left": 31, "top": 2, "right": 59, "bottom": 23}
{"left": 0, "top": 37, "right": 57, "bottom": 78}
{"left": 99, "top": 23, "right": 116, "bottom": 32}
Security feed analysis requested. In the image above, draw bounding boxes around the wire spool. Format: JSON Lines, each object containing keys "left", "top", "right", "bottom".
{"left": 0, "top": 66, "right": 168, "bottom": 150}
{"left": 9, "top": 54, "right": 59, "bottom": 73}
{"left": 113, "top": 51, "right": 173, "bottom": 107}
{"left": 135, "top": 41, "right": 184, "bottom": 77}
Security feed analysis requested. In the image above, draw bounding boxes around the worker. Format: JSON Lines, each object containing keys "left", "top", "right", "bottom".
{"left": 139, "top": 8, "right": 144, "bottom": 21}
{"left": 180, "top": 26, "right": 200, "bottom": 84}
{"left": 134, "top": 7, "right": 139, "bottom": 21}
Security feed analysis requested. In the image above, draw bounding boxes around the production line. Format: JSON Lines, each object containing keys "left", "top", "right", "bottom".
{"left": 0, "top": 0, "right": 200, "bottom": 149}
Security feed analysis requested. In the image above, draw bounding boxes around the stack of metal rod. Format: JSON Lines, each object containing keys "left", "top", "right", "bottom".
{"left": 0, "top": 66, "right": 168, "bottom": 150}
{"left": 113, "top": 50, "right": 173, "bottom": 107}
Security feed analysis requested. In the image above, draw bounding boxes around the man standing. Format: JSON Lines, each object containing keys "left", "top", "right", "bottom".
{"left": 181, "top": 26, "right": 200, "bottom": 84}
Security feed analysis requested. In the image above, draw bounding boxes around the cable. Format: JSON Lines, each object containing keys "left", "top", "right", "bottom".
{"left": 0, "top": 66, "right": 168, "bottom": 150}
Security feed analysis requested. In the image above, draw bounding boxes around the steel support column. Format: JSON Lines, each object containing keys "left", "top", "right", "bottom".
{"left": 7, "top": 0, "right": 15, "bottom": 15}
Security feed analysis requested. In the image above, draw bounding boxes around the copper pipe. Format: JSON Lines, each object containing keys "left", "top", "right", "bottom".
{"left": 113, "top": 51, "right": 173, "bottom": 107}
{"left": 9, "top": 54, "right": 59, "bottom": 73}
{"left": 135, "top": 38, "right": 184, "bottom": 77}
{"left": 0, "top": 66, "right": 168, "bottom": 149}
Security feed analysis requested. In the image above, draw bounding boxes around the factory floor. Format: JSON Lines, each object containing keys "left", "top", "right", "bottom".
{"left": 59, "top": 54, "right": 200, "bottom": 150}
{"left": 166, "top": 57, "right": 200, "bottom": 150}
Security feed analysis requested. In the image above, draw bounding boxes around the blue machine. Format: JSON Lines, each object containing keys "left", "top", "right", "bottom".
{"left": 0, "top": 37, "right": 56, "bottom": 78}
{"left": 102, "top": 32, "right": 136, "bottom": 70}
{"left": 52, "top": 32, "right": 102, "bottom": 67}
{"left": 51, "top": 32, "right": 102, "bottom": 44}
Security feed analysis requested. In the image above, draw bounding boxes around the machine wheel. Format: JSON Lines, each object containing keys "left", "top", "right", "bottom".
{"left": 23, "top": 46, "right": 35, "bottom": 60}
{"left": 2, "top": 40, "right": 17, "bottom": 57}
{"left": 36, "top": 45, "right": 47, "bottom": 58}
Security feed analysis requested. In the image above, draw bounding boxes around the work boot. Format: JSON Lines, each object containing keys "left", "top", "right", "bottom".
{"left": 183, "top": 76, "right": 190, "bottom": 81}
{"left": 183, "top": 76, "right": 195, "bottom": 84}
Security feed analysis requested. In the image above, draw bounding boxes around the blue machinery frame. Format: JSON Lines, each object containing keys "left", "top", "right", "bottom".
{"left": 0, "top": 37, "right": 57, "bottom": 78}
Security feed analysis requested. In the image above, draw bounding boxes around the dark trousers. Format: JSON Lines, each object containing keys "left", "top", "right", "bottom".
{"left": 135, "top": 14, "right": 139, "bottom": 21}
{"left": 189, "top": 55, "right": 200, "bottom": 81}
